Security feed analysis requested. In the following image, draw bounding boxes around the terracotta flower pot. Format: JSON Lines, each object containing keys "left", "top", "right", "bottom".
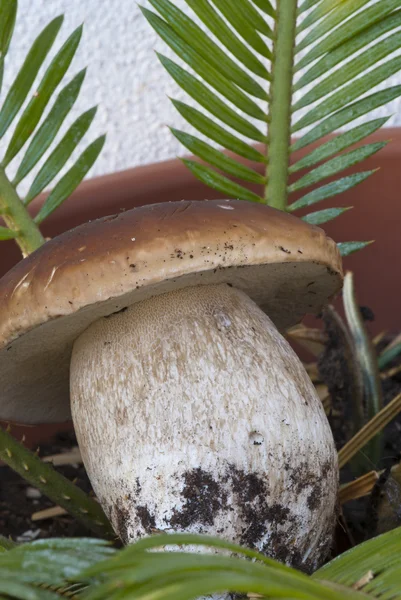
{"left": 2, "top": 127, "right": 399, "bottom": 445}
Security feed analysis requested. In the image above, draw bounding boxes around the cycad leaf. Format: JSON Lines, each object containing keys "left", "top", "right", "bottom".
{"left": 297, "top": 0, "right": 366, "bottom": 53}
{"left": 290, "top": 118, "right": 389, "bottom": 173}
{"left": 172, "top": 100, "right": 265, "bottom": 163}
{"left": 338, "top": 241, "right": 374, "bottom": 257}
{"left": 0, "top": 0, "right": 17, "bottom": 91}
{"left": 292, "top": 87, "right": 401, "bottom": 147}
{"left": 35, "top": 135, "right": 105, "bottom": 224}
{"left": 289, "top": 143, "right": 386, "bottom": 192}
{"left": 25, "top": 107, "right": 97, "bottom": 205}
{"left": 297, "top": 0, "right": 338, "bottom": 34}
{"left": 294, "top": 31, "right": 401, "bottom": 111}
{"left": 0, "top": 16, "right": 63, "bottom": 140}
{"left": 209, "top": 0, "right": 273, "bottom": 50}
{"left": 14, "top": 69, "right": 86, "bottom": 186}
{"left": 0, "top": 226, "right": 16, "bottom": 240}
{"left": 141, "top": 7, "right": 265, "bottom": 120}
{"left": 183, "top": 0, "right": 269, "bottom": 78}
{"left": 182, "top": 159, "right": 263, "bottom": 203}
{"left": 147, "top": 0, "right": 267, "bottom": 98}
{"left": 172, "top": 129, "right": 265, "bottom": 185}
{"left": 288, "top": 171, "right": 375, "bottom": 212}
{"left": 295, "top": 7, "right": 401, "bottom": 91}
{"left": 3, "top": 24, "right": 83, "bottom": 167}
{"left": 302, "top": 207, "right": 351, "bottom": 226}
{"left": 158, "top": 55, "right": 266, "bottom": 140}
{"left": 296, "top": 0, "right": 400, "bottom": 70}
{"left": 293, "top": 56, "right": 401, "bottom": 132}
{"left": 249, "top": 0, "right": 275, "bottom": 17}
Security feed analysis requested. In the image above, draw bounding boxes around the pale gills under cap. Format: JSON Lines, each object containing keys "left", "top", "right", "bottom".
{"left": 0, "top": 199, "right": 343, "bottom": 424}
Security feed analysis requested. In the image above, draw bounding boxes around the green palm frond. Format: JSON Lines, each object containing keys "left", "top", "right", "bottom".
{"left": 2, "top": 530, "right": 401, "bottom": 599}
{"left": 0, "top": 0, "right": 104, "bottom": 256}
{"left": 142, "top": 0, "right": 401, "bottom": 255}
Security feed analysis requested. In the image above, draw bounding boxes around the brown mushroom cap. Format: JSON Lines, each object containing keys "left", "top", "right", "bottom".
{"left": 0, "top": 200, "right": 342, "bottom": 424}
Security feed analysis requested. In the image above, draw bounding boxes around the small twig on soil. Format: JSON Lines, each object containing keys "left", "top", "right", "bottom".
{"left": 31, "top": 506, "right": 68, "bottom": 521}
{"left": 42, "top": 448, "right": 82, "bottom": 466}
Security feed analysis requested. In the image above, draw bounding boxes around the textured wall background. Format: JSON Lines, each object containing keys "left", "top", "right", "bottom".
{"left": 3, "top": 1, "right": 401, "bottom": 187}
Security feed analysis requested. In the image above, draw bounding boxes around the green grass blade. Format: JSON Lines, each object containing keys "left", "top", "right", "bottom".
{"left": 292, "top": 86, "right": 401, "bottom": 146}
{"left": 35, "top": 135, "right": 105, "bottom": 224}
{"left": 25, "top": 107, "right": 97, "bottom": 205}
{"left": 182, "top": 160, "right": 263, "bottom": 203}
{"left": 297, "top": 0, "right": 337, "bottom": 34}
{"left": 183, "top": 0, "right": 270, "bottom": 78}
{"left": 159, "top": 55, "right": 266, "bottom": 140}
{"left": 294, "top": 30, "right": 401, "bottom": 111}
{"left": 141, "top": 7, "right": 265, "bottom": 120}
{"left": 296, "top": 0, "right": 400, "bottom": 70}
{"left": 0, "top": 15, "right": 63, "bottom": 140}
{"left": 0, "top": 0, "right": 17, "bottom": 92}
{"left": 378, "top": 342, "right": 401, "bottom": 370}
{"left": 171, "top": 129, "right": 265, "bottom": 184}
{"left": 338, "top": 241, "right": 373, "bottom": 257}
{"left": 297, "top": 0, "right": 366, "bottom": 52}
{"left": 172, "top": 100, "right": 265, "bottom": 163}
{"left": 293, "top": 56, "right": 401, "bottom": 132}
{"left": 147, "top": 0, "right": 267, "bottom": 98}
{"left": 343, "top": 271, "right": 383, "bottom": 468}
{"left": 289, "top": 142, "right": 386, "bottom": 192}
{"left": 210, "top": 0, "right": 273, "bottom": 47}
{"left": 13, "top": 69, "right": 86, "bottom": 186}
{"left": 295, "top": 7, "right": 401, "bottom": 91}
{"left": 3, "top": 24, "right": 83, "bottom": 167}
{"left": 290, "top": 118, "right": 389, "bottom": 173}
{"left": 0, "top": 226, "right": 16, "bottom": 240}
{"left": 249, "top": 0, "right": 275, "bottom": 17}
{"left": 288, "top": 171, "right": 375, "bottom": 211}
{"left": 302, "top": 207, "right": 351, "bottom": 226}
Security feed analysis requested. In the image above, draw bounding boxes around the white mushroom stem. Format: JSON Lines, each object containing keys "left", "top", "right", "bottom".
{"left": 70, "top": 283, "right": 338, "bottom": 571}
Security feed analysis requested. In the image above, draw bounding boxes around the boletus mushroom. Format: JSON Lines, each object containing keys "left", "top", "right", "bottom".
{"left": 0, "top": 200, "right": 342, "bottom": 570}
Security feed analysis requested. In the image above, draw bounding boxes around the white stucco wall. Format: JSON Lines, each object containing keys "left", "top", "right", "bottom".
{"left": 3, "top": 1, "right": 401, "bottom": 188}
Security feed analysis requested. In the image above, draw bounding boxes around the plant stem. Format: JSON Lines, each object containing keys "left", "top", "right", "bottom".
{"left": 0, "top": 426, "right": 115, "bottom": 540}
{"left": 0, "top": 166, "right": 45, "bottom": 256}
{"left": 265, "top": 0, "right": 297, "bottom": 210}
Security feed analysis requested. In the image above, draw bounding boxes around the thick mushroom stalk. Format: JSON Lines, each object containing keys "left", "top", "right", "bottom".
{"left": 70, "top": 283, "right": 338, "bottom": 571}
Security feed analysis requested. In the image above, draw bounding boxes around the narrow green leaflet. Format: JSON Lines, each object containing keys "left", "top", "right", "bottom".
{"left": 302, "top": 207, "right": 351, "bottom": 226}
{"left": 141, "top": 8, "right": 265, "bottom": 120}
{"left": 295, "top": 7, "right": 401, "bottom": 90}
{"left": 0, "top": 16, "right": 63, "bottom": 140}
{"left": 249, "top": 0, "right": 275, "bottom": 17}
{"left": 288, "top": 171, "right": 375, "bottom": 211}
{"left": 293, "top": 56, "right": 401, "bottom": 132}
{"left": 290, "top": 119, "right": 389, "bottom": 173}
{"left": 296, "top": 0, "right": 399, "bottom": 70}
{"left": 297, "top": 0, "right": 322, "bottom": 15}
{"left": 183, "top": 0, "right": 270, "bottom": 78}
{"left": 158, "top": 55, "right": 266, "bottom": 140}
{"left": 3, "top": 24, "right": 83, "bottom": 167}
{"left": 294, "top": 30, "right": 401, "bottom": 111}
{"left": 182, "top": 160, "right": 263, "bottom": 203}
{"left": 0, "top": 0, "right": 17, "bottom": 91}
{"left": 147, "top": 0, "right": 267, "bottom": 98}
{"left": 292, "top": 87, "right": 401, "bottom": 147}
{"left": 172, "top": 100, "right": 265, "bottom": 163}
{"left": 210, "top": 0, "right": 273, "bottom": 49}
{"left": 35, "top": 135, "right": 105, "bottom": 223}
{"left": 378, "top": 342, "right": 401, "bottom": 370}
{"left": 297, "top": 0, "right": 338, "bottom": 34}
{"left": 172, "top": 129, "right": 265, "bottom": 184}
{"left": 289, "top": 143, "right": 387, "bottom": 192}
{"left": 0, "top": 226, "right": 16, "bottom": 240}
{"left": 25, "top": 107, "right": 97, "bottom": 205}
{"left": 343, "top": 271, "right": 383, "bottom": 467}
{"left": 338, "top": 241, "right": 373, "bottom": 257}
{"left": 14, "top": 69, "right": 86, "bottom": 186}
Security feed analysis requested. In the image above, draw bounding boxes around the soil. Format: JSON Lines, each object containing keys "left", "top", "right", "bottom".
{"left": 0, "top": 430, "right": 95, "bottom": 541}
